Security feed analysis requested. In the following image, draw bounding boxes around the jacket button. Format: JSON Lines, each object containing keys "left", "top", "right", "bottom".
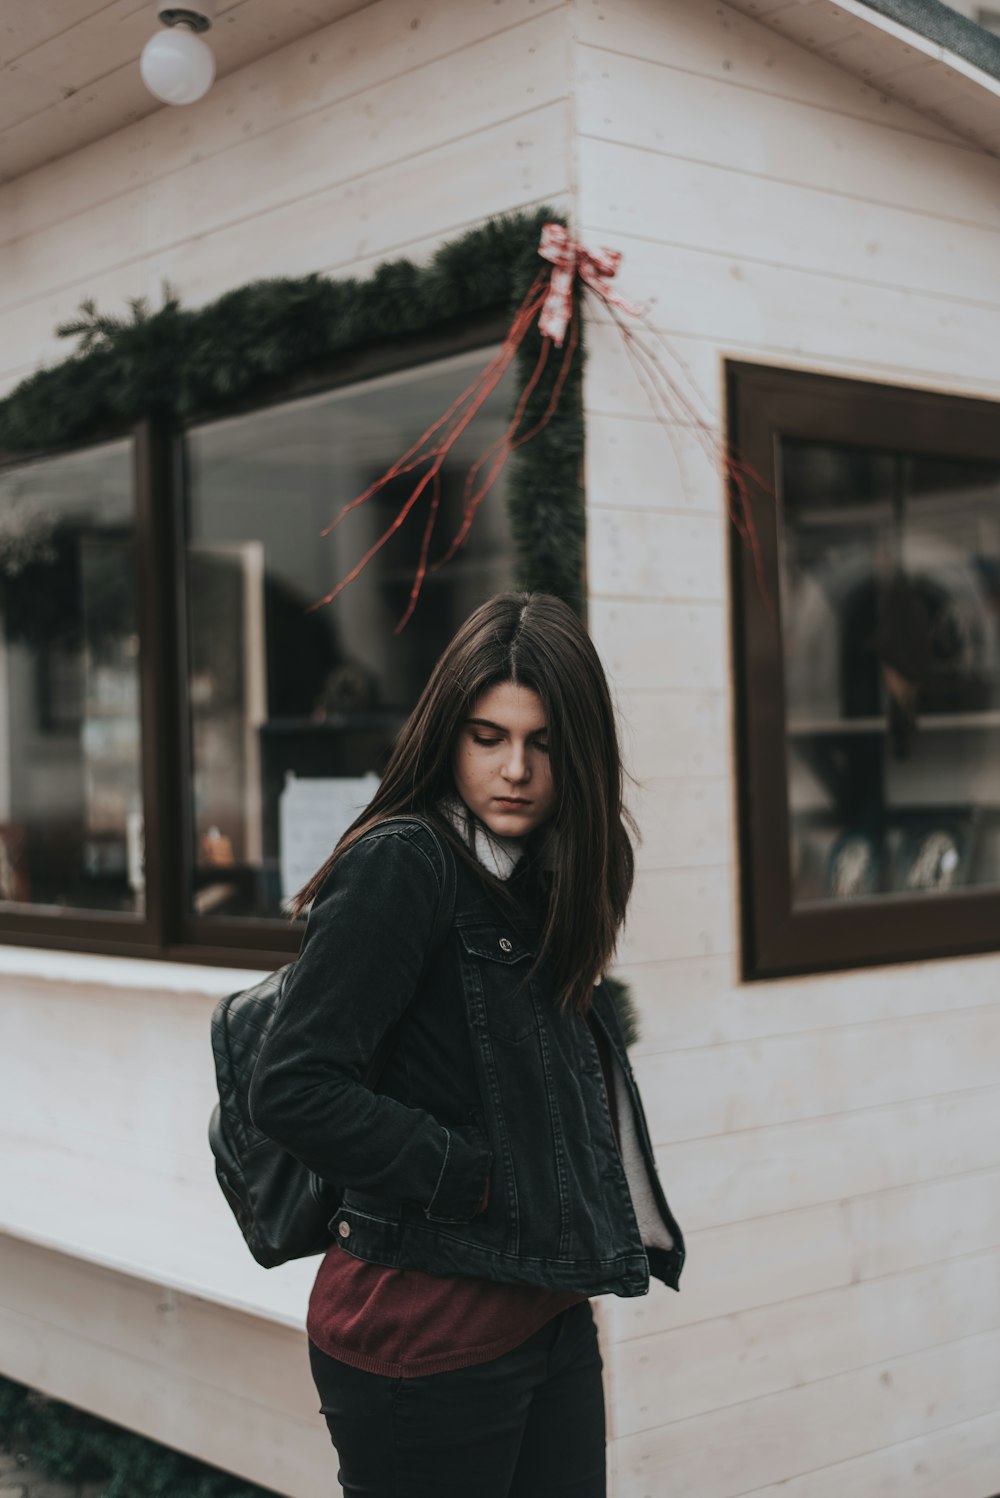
{"left": 338, "top": 1220, "right": 351, "bottom": 1238}
{"left": 499, "top": 938, "right": 513, "bottom": 952}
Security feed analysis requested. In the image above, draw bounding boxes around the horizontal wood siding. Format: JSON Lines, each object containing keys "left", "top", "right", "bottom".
{"left": 0, "top": 0, "right": 572, "bottom": 394}
{"left": 574, "top": 1, "right": 1000, "bottom": 1494}
{"left": 0, "top": 1236, "right": 330, "bottom": 1498}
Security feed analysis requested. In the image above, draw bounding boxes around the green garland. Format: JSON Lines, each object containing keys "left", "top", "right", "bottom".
{"left": 0, "top": 207, "right": 584, "bottom": 612}
{"left": 0, "top": 1374, "right": 280, "bottom": 1497}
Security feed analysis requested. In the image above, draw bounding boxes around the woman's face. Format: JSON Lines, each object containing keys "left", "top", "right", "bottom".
{"left": 452, "top": 681, "right": 556, "bottom": 838}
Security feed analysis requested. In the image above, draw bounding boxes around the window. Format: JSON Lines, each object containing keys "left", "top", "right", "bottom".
{"left": 729, "top": 362, "right": 1000, "bottom": 978}
{"left": 182, "top": 350, "right": 514, "bottom": 929}
{"left": 0, "top": 331, "right": 517, "bottom": 962}
{"left": 0, "top": 441, "right": 142, "bottom": 918}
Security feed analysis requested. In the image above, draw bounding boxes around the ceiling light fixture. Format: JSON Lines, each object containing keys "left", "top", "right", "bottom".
{"left": 140, "top": 3, "right": 217, "bottom": 106}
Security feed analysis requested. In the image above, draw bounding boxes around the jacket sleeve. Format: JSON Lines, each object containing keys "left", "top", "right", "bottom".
{"left": 248, "top": 825, "right": 492, "bottom": 1223}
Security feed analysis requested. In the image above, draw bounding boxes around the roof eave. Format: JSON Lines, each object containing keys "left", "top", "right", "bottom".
{"left": 726, "top": 0, "right": 1000, "bottom": 157}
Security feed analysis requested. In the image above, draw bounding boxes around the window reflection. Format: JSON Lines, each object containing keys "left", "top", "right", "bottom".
{"left": 184, "top": 347, "right": 515, "bottom": 920}
{"left": 0, "top": 442, "right": 142, "bottom": 915}
{"left": 781, "top": 440, "right": 1000, "bottom": 904}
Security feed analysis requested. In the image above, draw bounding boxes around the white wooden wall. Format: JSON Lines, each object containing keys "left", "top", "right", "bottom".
{"left": 5, "top": 0, "right": 1000, "bottom": 1495}
{"left": 575, "top": 2, "right": 1000, "bottom": 1496}
{"left": 0, "top": 0, "right": 573, "bottom": 397}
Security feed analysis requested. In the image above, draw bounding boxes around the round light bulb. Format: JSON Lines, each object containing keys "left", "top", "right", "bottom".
{"left": 140, "top": 23, "right": 215, "bottom": 106}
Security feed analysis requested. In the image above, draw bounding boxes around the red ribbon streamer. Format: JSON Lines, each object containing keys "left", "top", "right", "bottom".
{"left": 309, "top": 220, "right": 768, "bottom": 632}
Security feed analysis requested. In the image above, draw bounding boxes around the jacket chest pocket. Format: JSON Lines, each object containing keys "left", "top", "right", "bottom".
{"left": 458, "top": 925, "right": 537, "bottom": 1043}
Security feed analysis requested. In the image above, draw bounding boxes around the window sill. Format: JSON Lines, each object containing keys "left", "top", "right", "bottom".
{"left": 2, "top": 1138, "right": 314, "bottom": 1329}
{"left": 0, "top": 943, "right": 269, "bottom": 996}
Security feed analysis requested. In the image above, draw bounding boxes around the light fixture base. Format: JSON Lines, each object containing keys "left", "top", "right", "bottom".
{"left": 154, "top": 2, "right": 215, "bottom": 32}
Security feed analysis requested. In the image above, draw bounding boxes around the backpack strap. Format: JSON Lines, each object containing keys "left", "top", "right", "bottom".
{"left": 363, "top": 815, "right": 456, "bottom": 1086}
{"left": 424, "top": 818, "right": 457, "bottom": 958}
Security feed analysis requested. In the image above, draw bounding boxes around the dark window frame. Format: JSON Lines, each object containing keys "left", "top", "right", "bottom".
{"left": 0, "top": 311, "right": 511, "bottom": 967}
{"left": 729, "top": 359, "right": 1000, "bottom": 980}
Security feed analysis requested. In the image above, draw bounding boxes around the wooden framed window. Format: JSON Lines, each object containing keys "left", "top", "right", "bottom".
{"left": 729, "top": 361, "right": 1000, "bottom": 979}
{"left": 0, "top": 321, "right": 517, "bottom": 965}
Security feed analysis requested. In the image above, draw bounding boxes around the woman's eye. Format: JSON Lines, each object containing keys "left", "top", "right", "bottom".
{"left": 534, "top": 741, "right": 550, "bottom": 753}
{"left": 472, "top": 735, "right": 503, "bottom": 747}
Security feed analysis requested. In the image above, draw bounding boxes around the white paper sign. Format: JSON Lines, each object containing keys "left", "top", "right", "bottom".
{"left": 279, "top": 771, "right": 379, "bottom": 905}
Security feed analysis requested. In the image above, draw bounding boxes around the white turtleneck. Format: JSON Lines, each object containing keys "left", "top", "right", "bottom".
{"left": 439, "top": 794, "right": 525, "bottom": 882}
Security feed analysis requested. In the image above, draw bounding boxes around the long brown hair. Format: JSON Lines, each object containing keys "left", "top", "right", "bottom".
{"left": 291, "top": 592, "right": 636, "bottom": 1017}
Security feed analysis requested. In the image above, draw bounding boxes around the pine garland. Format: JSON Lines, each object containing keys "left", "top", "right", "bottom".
{"left": 0, "top": 1374, "right": 280, "bottom": 1497}
{"left": 0, "top": 208, "right": 585, "bottom": 613}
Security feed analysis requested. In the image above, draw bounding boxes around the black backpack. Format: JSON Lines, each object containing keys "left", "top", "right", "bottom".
{"left": 208, "top": 820, "right": 456, "bottom": 1268}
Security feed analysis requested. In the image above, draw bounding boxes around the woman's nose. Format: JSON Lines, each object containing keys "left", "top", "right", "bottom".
{"left": 503, "top": 744, "right": 529, "bottom": 781}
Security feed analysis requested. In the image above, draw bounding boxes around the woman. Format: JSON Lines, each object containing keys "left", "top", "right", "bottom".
{"left": 249, "top": 592, "right": 685, "bottom": 1498}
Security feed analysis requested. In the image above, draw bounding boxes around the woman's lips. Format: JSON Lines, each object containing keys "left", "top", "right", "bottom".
{"left": 494, "top": 797, "right": 530, "bottom": 806}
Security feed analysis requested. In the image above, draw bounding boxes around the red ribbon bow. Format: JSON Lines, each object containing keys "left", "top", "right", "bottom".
{"left": 537, "top": 223, "right": 644, "bottom": 346}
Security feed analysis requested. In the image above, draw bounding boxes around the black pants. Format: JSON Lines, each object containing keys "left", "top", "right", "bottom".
{"left": 307, "top": 1299, "right": 606, "bottom": 1498}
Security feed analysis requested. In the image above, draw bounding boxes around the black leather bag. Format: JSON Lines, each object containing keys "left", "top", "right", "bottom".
{"left": 208, "top": 820, "right": 457, "bottom": 1267}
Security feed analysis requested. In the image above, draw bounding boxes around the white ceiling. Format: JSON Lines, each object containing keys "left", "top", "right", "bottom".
{"left": 0, "top": 0, "right": 376, "bottom": 186}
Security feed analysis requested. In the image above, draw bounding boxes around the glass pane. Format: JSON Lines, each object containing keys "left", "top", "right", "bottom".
{"left": 184, "top": 347, "right": 515, "bottom": 921}
{"left": 0, "top": 441, "right": 143, "bottom": 916}
{"left": 780, "top": 439, "right": 1000, "bottom": 905}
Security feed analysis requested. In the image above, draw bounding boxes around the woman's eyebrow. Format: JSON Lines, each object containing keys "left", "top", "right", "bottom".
{"left": 465, "top": 717, "right": 548, "bottom": 734}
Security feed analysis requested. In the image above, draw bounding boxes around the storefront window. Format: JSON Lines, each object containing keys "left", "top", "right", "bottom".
{"left": 0, "top": 329, "right": 525, "bottom": 960}
{"left": 0, "top": 441, "right": 142, "bottom": 915}
{"left": 730, "top": 362, "right": 1000, "bottom": 977}
{"left": 783, "top": 443, "right": 1000, "bottom": 904}
{"left": 183, "top": 348, "right": 515, "bottom": 922}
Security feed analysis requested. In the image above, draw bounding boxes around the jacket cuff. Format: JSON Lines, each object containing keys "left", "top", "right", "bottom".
{"left": 423, "top": 1124, "right": 493, "bottom": 1223}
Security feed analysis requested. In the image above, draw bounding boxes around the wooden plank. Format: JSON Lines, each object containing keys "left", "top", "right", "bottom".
{"left": 590, "top": 599, "right": 728, "bottom": 691}
{"left": 654, "top": 1084, "right": 1000, "bottom": 1228}
{"left": 0, "top": 1, "right": 113, "bottom": 66}
{"left": 574, "top": 295, "right": 999, "bottom": 431}
{"left": 761, "top": 0, "right": 872, "bottom": 54}
{"left": 608, "top": 1167, "right": 1000, "bottom": 1339}
{"left": 0, "top": 102, "right": 570, "bottom": 384}
{"left": 611, "top": 1327, "right": 1000, "bottom": 1498}
{"left": 575, "top": 127, "right": 1000, "bottom": 306}
{"left": 0, "top": 8, "right": 569, "bottom": 302}
{"left": 628, "top": 774, "right": 733, "bottom": 871}
{"left": 725, "top": 0, "right": 1000, "bottom": 160}
{"left": 634, "top": 1005, "right": 1000, "bottom": 1144}
{"left": 587, "top": 506, "right": 726, "bottom": 602}
{"left": 0, "top": 0, "right": 565, "bottom": 244}
{"left": 603, "top": 236, "right": 1000, "bottom": 393}
{"left": 617, "top": 950, "right": 1000, "bottom": 1055}
{"left": 1, "top": 1139, "right": 316, "bottom": 1326}
{"left": 0, "top": 981, "right": 220, "bottom": 1165}
{"left": 608, "top": 1248, "right": 1000, "bottom": 1434}
{"left": 0, "top": 1236, "right": 316, "bottom": 1425}
{"left": 585, "top": 412, "right": 726, "bottom": 516}
{"left": 0, "top": 0, "right": 389, "bottom": 186}
{"left": 742, "top": 1406, "right": 1000, "bottom": 1498}
{"left": 0, "top": 1281, "right": 329, "bottom": 1498}
{"left": 581, "top": 318, "right": 727, "bottom": 426}
{"left": 0, "top": 0, "right": 155, "bottom": 134}
{"left": 614, "top": 687, "right": 732, "bottom": 782}
{"left": 574, "top": 0, "right": 963, "bottom": 145}
{"left": 623, "top": 865, "right": 734, "bottom": 964}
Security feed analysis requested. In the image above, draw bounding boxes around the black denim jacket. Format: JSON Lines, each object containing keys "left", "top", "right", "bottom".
{"left": 249, "top": 819, "right": 685, "bottom": 1298}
